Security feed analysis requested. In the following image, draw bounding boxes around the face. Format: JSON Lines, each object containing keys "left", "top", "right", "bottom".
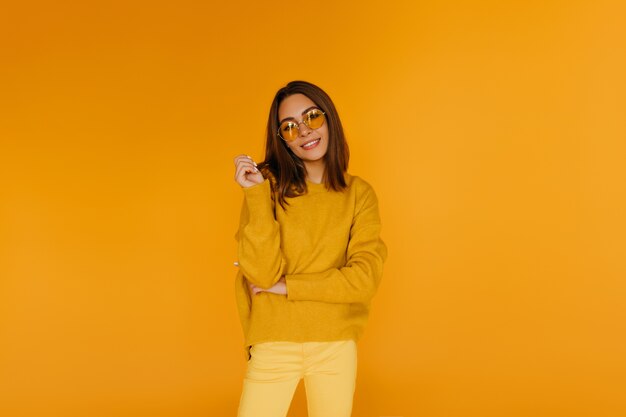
{"left": 277, "top": 93, "right": 329, "bottom": 164}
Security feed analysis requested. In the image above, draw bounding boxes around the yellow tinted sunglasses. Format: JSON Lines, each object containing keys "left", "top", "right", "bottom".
{"left": 277, "top": 108, "right": 326, "bottom": 142}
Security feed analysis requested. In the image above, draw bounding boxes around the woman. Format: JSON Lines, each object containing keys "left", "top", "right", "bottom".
{"left": 233, "top": 80, "right": 388, "bottom": 417}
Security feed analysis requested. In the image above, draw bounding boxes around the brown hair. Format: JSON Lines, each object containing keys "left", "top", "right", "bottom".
{"left": 257, "top": 80, "right": 350, "bottom": 211}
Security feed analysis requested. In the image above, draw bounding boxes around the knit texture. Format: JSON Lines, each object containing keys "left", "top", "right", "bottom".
{"left": 234, "top": 172, "right": 388, "bottom": 361}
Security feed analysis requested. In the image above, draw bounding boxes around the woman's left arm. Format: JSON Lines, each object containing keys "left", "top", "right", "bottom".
{"left": 283, "top": 184, "right": 388, "bottom": 304}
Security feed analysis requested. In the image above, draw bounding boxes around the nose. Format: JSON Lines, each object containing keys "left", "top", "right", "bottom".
{"left": 297, "top": 121, "right": 313, "bottom": 137}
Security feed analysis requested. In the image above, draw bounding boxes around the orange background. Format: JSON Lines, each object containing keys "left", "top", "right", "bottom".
{"left": 1, "top": 1, "right": 625, "bottom": 416}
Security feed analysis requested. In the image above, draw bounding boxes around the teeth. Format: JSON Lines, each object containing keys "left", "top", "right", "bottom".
{"left": 303, "top": 139, "right": 320, "bottom": 149}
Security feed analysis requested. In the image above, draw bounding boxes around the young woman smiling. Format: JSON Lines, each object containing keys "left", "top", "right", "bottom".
{"left": 233, "top": 80, "right": 388, "bottom": 417}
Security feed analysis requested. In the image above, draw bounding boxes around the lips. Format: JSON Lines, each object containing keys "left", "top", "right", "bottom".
{"left": 301, "top": 138, "right": 320, "bottom": 149}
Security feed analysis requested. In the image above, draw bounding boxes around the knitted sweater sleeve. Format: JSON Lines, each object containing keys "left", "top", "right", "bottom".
{"left": 234, "top": 179, "right": 287, "bottom": 289}
{"left": 285, "top": 182, "right": 388, "bottom": 304}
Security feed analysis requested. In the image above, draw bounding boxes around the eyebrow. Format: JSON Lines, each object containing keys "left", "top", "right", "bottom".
{"left": 279, "top": 106, "right": 320, "bottom": 125}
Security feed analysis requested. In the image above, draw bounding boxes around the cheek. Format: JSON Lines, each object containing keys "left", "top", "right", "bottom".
{"left": 320, "top": 125, "right": 329, "bottom": 141}
{"left": 323, "top": 127, "right": 331, "bottom": 145}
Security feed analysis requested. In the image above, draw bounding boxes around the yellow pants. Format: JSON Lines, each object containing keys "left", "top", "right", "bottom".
{"left": 237, "top": 340, "right": 358, "bottom": 417}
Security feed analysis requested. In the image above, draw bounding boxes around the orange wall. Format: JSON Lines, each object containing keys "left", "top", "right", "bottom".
{"left": 1, "top": 1, "right": 625, "bottom": 416}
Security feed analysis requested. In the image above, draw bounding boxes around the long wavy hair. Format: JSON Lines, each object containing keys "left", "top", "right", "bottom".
{"left": 257, "top": 80, "right": 350, "bottom": 211}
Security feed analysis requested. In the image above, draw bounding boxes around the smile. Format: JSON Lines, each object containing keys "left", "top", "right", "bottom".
{"left": 301, "top": 138, "right": 321, "bottom": 150}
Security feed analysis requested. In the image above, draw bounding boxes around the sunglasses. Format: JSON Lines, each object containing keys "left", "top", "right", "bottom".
{"left": 277, "top": 108, "right": 326, "bottom": 142}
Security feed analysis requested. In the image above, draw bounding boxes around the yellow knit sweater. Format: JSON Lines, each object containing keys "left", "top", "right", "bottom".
{"left": 234, "top": 172, "right": 388, "bottom": 361}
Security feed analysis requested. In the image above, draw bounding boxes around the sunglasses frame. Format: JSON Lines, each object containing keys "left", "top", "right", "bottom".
{"left": 277, "top": 108, "right": 326, "bottom": 142}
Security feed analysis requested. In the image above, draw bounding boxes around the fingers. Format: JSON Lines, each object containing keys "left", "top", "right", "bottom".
{"left": 246, "top": 277, "right": 265, "bottom": 296}
{"left": 235, "top": 161, "right": 257, "bottom": 180}
{"left": 234, "top": 155, "right": 257, "bottom": 174}
{"left": 233, "top": 154, "right": 257, "bottom": 167}
{"left": 233, "top": 154, "right": 261, "bottom": 185}
{"left": 248, "top": 282, "right": 262, "bottom": 296}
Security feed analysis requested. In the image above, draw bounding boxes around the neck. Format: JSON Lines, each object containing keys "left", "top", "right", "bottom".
{"left": 304, "top": 159, "right": 326, "bottom": 184}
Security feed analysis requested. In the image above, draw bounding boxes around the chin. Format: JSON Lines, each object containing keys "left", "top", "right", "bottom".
{"left": 300, "top": 149, "right": 327, "bottom": 161}
{"left": 296, "top": 144, "right": 327, "bottom": 160}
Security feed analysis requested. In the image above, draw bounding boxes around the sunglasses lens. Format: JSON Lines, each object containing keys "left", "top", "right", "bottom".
{"left": 305, "top": 109, "right": 325, "bottom": 129}
{"left": 279, "top": 122, "right": 299, "bottom": 141}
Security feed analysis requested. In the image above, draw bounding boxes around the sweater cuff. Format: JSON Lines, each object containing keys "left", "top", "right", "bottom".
{"left": 242, "top": 179, "right": 274, "bottom": 222}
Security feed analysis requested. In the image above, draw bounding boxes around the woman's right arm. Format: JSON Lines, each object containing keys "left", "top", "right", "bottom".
{"left": 233, "top": 155, "right": 287, "bottom": 289}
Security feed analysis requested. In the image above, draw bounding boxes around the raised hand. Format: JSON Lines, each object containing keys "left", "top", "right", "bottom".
{"left": 233, "top": 154, "right": 264, "bottom": 188}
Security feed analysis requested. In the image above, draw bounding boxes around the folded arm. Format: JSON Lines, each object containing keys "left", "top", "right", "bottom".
{"left": 285, "top": 183, "right": 388, "bottom": 304}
